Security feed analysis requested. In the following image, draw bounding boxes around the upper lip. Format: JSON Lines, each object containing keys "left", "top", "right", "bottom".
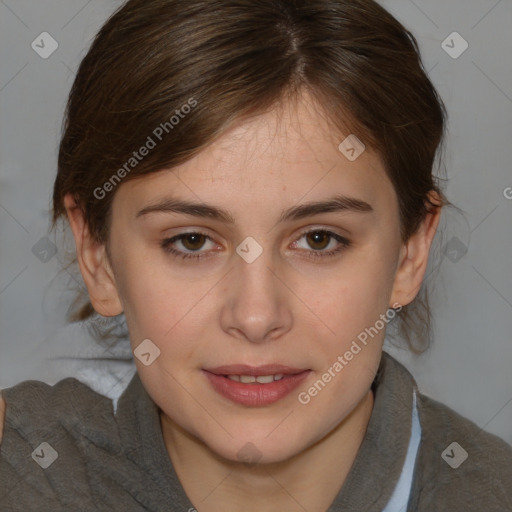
{"left": 205, "top": 364, "right": 308, "bottom": 376}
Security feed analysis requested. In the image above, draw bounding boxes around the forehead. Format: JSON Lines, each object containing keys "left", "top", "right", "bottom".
{"left": 113, "top": 92, "right": 395, "bottom": 218}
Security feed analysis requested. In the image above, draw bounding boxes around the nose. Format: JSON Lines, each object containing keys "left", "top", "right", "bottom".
{"left": 219, "top": 245, "right": 293, "bottom": 344}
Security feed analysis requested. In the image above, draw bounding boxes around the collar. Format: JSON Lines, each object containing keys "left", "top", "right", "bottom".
{"left": 115, "top": 351, "right": 419, "bottom": 511}
{"left": 115, "top": 372, "right": 195, "bottom": 509}
{"left": 326, "top": 351, "right": 419, "bottom": 511}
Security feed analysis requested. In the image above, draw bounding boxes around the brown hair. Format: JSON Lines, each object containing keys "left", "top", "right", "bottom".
{"left": 52, "top": 0, "right": 448, "bottom": 353}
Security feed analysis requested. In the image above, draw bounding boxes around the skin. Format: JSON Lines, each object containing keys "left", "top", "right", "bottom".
{"left": 63, "top": 89, "right": 440, "bottom": 512}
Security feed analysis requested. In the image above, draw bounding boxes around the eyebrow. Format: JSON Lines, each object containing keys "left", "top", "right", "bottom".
{"left": 135, "top": 194, "right": 373, "bottom": 224}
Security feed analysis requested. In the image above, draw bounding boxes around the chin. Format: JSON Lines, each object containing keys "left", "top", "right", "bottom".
{"left": 202, "top": 431, "right": 306, "bottom": 467}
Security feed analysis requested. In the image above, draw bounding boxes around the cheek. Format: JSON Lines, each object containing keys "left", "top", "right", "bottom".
{"left": 292, "top": 256, "right": 394, "bottom": 424}
{"left": 304, "top": 249, "right": 398, "bottom": 336}
{"left": 113, "top": 251, "right": 218, "bottom": 371}
{"left": 108, "top": 240, "right": 179, "bottom": 341}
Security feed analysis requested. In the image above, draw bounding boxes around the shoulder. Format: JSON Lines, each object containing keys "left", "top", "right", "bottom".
{"left": 0, "top": 377, "right": 114, "bottom": 434}
{"left": 418, "top": 391, "right": 512, "bottom": 464}
{"left": 0, "top": 377, "right": 117, "bottom": 455}
{"left": 0, "top": 378, "right": 120, "bottom": 509}
{"left": 412, "top": 391, "right": 512, "bottom": 510}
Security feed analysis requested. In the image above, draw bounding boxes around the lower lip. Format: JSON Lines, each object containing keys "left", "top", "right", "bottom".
{"left": 203, "top": 370, "right": 311, "bottom": 406}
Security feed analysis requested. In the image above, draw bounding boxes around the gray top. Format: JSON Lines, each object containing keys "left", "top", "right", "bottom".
{"left": 1, "top": 351, "right": 511, "bottom": 511}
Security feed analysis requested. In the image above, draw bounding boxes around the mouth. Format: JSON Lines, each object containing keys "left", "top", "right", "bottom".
{"left": 203, "top": 364, "right": 311, "bottom": 406}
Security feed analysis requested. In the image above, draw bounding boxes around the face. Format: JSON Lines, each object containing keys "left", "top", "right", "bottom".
{"left": 85, "top": 91, "right": 415, "bottom": 464}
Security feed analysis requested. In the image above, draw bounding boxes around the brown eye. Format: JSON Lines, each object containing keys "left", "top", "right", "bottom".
{"left": 161, "top": 231, "right": 215, "bottom": 260}
{"left": 293, "top": 229, "right": 351, "bottom": 261}
{"left": 181, "top": 233, "right": 207, "bottom": 251}
{"left": 306, "top": 231, "right": 331, "bottom": 251}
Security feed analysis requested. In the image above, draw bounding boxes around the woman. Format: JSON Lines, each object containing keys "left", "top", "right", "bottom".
{"left": 1, "top": 0, "right": 511, "bottom": 510}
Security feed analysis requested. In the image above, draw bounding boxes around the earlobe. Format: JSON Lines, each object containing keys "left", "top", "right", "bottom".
{"left": 63, "top": 194, "right": 123, "bottom": 317}
{"left": 390, "top": 196, "right": 442, "bottom": 307}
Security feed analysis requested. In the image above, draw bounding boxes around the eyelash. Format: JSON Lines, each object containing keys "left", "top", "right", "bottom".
{"left": 160, "top": 229, "right": 351, "bottom": 261}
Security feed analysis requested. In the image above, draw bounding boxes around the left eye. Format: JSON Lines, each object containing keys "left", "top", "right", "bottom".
{"left": 292, "top": 230, "right": 350, "bottom": 260}
{"left": 161, "top": 229, "right": 350, "bottom": 261}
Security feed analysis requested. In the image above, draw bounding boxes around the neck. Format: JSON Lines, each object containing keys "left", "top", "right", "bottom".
{"left": 160, "top": 389, "right": 374, "bottom": 512}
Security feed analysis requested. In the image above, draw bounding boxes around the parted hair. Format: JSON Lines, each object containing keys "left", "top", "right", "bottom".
{"left": 52, "top": 0, "right": 448, "bottom": 353}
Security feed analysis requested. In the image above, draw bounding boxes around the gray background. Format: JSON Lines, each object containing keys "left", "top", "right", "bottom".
{"left": 1, "top": 0, "right": 511, "bottom": 444}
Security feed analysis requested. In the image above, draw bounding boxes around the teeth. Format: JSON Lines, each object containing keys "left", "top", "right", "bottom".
{"left": 226, "top": 374, "right": 286, "bottom": 383}
{"left": 255, "top": 375, "right": 274, "bottom": 384}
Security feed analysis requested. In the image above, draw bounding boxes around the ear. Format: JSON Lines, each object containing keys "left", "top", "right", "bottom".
{"left": 63, "top": 193, "right": 123, "bottom": 317}
{"left": 390, "top": 193, "right": 442, "bottom": 307}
